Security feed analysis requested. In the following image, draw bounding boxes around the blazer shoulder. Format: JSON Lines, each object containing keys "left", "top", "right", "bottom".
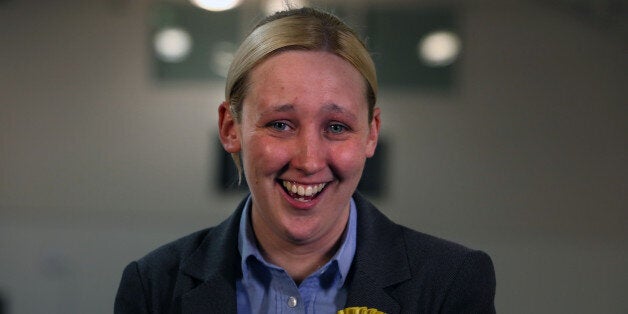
{"left": 116, "top": 202, "right": 246, "bottom": 313}
{"left": 115, "top": 228, "right": 216, "bottom": 314}
{"left": 400, "top": 225, "right": 494, "bottom": 274}
{"left": 401, "top": 226, "right": 476, "bottom": 259}
{"left": 136, "top": 227, "right": 213, "bottom": 274}
{"left": 400, "top": 226, "right": 496, "bottom": 311}
{"left": 347, "top": 194, "right": 495, "bottom": 312}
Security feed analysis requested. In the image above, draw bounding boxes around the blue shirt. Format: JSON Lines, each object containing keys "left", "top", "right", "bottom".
{"left": 236, "top": 196, "right": 357, "bottom": 314}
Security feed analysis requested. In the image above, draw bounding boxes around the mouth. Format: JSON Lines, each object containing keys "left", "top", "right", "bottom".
{"left": 280, "top": 180, "right": 327, "bottom": 203}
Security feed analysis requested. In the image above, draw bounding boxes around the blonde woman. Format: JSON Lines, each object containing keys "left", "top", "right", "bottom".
{"left": 115, "top": 8, "right": 495, "bottom": 313}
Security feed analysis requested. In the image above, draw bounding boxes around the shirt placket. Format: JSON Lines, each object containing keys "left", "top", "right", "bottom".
{"left": 271, "top": 268, "right": 304, "bottom": 313}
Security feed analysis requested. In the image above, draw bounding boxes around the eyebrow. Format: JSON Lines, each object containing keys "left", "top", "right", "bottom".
{"left": 258, "top": 103, "right": 358, "bottom": 121}
{"left": 322, "top": 103, "right": 358, "bottom": 121}
{"left": 259, "top": 104, "right": 295, "bottom": 117}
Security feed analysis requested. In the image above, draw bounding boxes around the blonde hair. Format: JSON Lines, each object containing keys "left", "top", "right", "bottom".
{"left": 224, "top": 7, "right": 378, "bottom": 180}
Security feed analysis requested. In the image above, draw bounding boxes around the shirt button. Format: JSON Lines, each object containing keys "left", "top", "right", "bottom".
{"left": 287, "top": 296, "right": 298, "bottom": 308}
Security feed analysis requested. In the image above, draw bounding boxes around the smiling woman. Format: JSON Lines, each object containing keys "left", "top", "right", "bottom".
{"left": 222, "top": 50, "right": 379, "bottom": 275}
{"left": 115, "top": 7, "right": 496, "bottom": 314}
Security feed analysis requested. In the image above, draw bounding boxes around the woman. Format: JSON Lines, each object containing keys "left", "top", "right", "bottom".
{"left": 115, "top": 7, "right": 495, "bottom": 314}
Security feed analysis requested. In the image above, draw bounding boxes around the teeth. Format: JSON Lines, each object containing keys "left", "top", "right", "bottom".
{"left": 282, "top": 181, "right": 326, "bottom": 198}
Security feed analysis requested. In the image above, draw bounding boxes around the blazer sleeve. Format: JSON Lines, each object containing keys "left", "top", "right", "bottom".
{"left": 115, "top": 261, "right": 149, "bottom": 314}
{"left": 441, "top": 250, "right": 496, "bottom": 314}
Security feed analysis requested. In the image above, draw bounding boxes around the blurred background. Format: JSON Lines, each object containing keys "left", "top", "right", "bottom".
{"left": 1, "top": 0, "right": 627, "bottom": 313}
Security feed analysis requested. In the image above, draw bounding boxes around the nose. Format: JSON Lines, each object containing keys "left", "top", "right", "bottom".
{"left": 291, "top": 130, "right": 326, "bottom": 175}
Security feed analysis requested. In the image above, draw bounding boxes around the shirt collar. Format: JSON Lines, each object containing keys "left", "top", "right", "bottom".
{"left": 238, "top": 195, "right": 357, "bottom": 284}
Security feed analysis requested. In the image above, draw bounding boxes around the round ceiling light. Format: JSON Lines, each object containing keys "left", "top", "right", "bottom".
{"left": 190, "top": 0, "right": 242, "bottom": 12}
{"left": 418, "top": 30, "right": 462, "bottom": 67}
{"left": 153, "top": 27, "right": 193, "bottom": 63}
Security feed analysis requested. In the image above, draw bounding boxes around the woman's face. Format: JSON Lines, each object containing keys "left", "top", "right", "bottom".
{"left": 221, "top": 50, "right": 380, "bottom": 245}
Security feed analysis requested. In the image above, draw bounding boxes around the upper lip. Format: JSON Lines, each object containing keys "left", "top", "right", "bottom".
{"left": 280, "top": 180, "right": 327, "bottom": 197}
{"left": 279, "top": 179, "right": 330, "bottom": 185}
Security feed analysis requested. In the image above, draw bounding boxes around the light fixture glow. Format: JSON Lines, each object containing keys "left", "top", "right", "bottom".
{"left": 209, "top": 41, "right": 236, "bottom": 78}
{"left": 418, "top": 30, "right": 461, "bottom": 67}
{"left": 264, "top": 0, "right": 308, "bottom": 15}
{"left": 190, "top": 0, "right": 242, "bottom": 12}
{"left": 153, "top": 27, "right": 193, "bottom": 63}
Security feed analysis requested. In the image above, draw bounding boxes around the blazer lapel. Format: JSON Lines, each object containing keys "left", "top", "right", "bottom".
{"left": 345, "top": 269, "right": 402, "bottom": 313}
{"left": 345, "top": 193, "right": 412, "bottom": 313}
{"left": 179, "top": 198, "right": 248, "bottom": 314}
{"left": 181, "top": 275, "right": 237, "bottom": 313}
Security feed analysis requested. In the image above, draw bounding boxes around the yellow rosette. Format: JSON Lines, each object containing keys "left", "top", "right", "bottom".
{"left": 337, "top": 306, "right": 385, "bottom": 314}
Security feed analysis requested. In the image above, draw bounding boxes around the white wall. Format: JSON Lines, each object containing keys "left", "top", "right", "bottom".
{"left": 1, "top": 0, "right": 626, "bottom": 313}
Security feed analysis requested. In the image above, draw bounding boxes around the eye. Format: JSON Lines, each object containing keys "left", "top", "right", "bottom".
{"left": 327, "top": 123, "right": 348, "bottom": 134}
{"left": 267, "top": 121, "right": 291, "bottom": 131}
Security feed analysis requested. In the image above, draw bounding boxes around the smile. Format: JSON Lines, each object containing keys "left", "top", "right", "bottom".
{"left": 281, "top": 181, "right": 327, "bottom": 202}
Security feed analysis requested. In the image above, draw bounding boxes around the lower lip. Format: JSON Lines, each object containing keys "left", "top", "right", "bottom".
{"left": 278, "top": 182, "right": 325, "bottom": 210}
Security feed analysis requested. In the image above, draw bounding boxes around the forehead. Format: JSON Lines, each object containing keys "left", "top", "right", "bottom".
{"left": 244, "top": 50, "right": 367, "bottom": 111}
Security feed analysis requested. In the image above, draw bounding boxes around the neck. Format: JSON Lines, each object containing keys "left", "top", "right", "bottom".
{"left": 260, "top": 237, "right": 342, "bottom": 284}
{"left": 251, "top": 206, "right": 350, "bottom": 284}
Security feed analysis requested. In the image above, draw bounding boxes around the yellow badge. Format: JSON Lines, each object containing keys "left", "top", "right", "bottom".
{"left": 337, "top": 307, "right": 385, "bottom": 314}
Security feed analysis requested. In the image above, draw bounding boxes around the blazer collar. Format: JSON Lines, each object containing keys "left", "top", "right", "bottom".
{"left": 176, "top": 193, "right": 411, "bottom": 313}
{"left": 345, "top": 193, "right": 412, "bottom": 313}
{"left": 179, "top": 196, "right": 247, "bottom": 313}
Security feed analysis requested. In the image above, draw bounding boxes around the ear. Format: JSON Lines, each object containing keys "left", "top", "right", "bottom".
{"left": 365, "top": 107, "right": 381, "bottom": 158}
{"left": 218, "top": 101, "right": 241, "bottom": 153}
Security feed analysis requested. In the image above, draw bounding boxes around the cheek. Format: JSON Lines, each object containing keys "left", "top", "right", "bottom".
{"left": 243, "top": 136, "right": 292, "bottom": 174}
{"left": 331, "top": 143, "right": 367, "bottom": 176}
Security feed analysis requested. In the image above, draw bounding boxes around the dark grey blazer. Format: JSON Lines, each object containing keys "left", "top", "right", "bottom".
{"left": 115, "top": 193, "right": 496, "bottom": 313}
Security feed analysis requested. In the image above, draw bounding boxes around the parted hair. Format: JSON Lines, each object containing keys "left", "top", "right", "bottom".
{"left": 225, "top": 7, "right": 377, "bottom": 121}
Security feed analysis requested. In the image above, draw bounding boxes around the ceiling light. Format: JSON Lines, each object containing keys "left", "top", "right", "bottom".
{"left": 209, "top": 41, "right": 236, "bottom": 78}
{"left": 190, "top": 0, "right": 242, "bottom": 12}
{"left": 153, "top": 27, "right": 193, "bottom": 63}
{"left": 418, "top": 30, "right": 461, "bottom": 67}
